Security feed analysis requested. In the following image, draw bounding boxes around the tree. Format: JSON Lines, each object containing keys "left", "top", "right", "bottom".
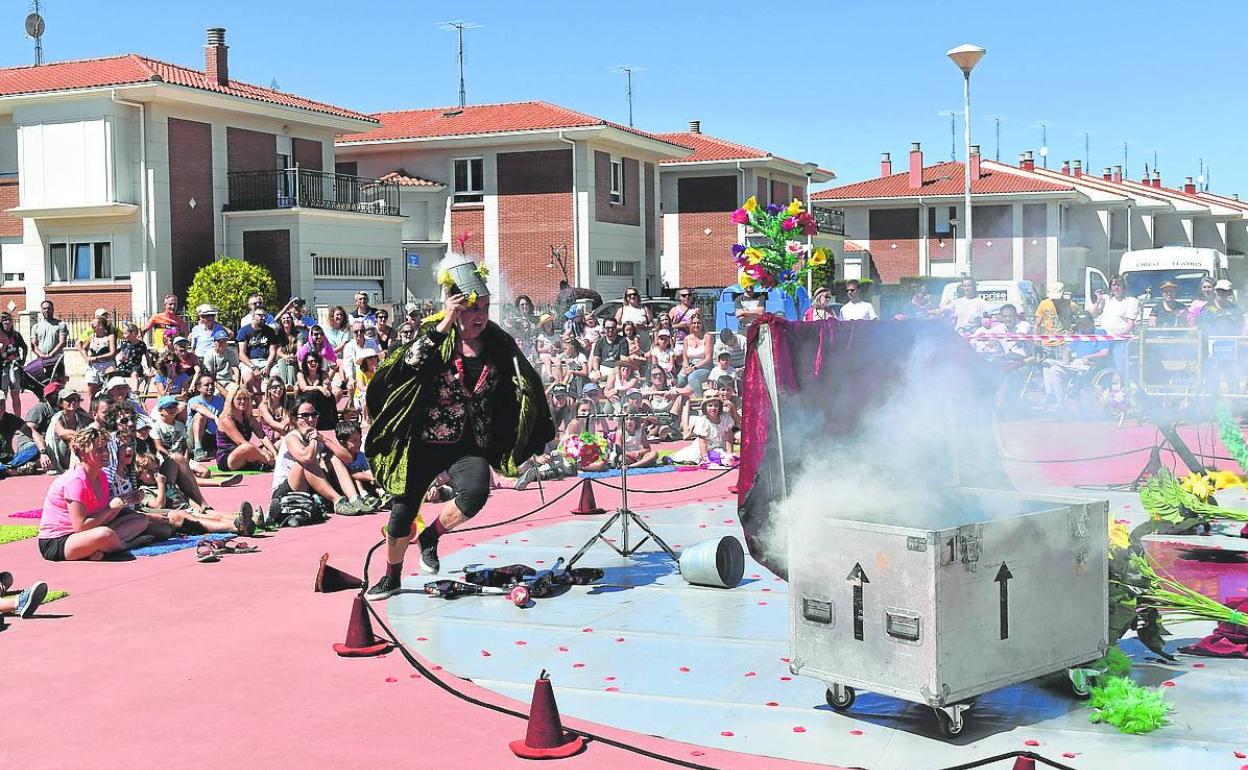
{"left": 186, "top": 257, "right": 277, "bottom": 331}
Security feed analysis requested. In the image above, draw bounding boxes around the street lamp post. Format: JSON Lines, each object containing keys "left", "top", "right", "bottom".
{"left": 802, "top": 161, "right": 818, "bottom": 297}
{"left": 947, "top": 43, "right": 985, "bottom": 278}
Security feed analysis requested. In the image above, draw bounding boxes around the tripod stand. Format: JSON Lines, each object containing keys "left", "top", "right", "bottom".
{"left": 566, "top": 404, "right": 679, "bottom": 569}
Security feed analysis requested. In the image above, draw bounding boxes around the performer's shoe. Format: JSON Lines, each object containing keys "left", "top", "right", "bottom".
{"left": 365, "top": 574, "right": 401, "bottom": 601}
{"left": 514, "top": 464, "right": 540, "bottom": 491}
{"left": 418, "top": 539, "right": 441, "bottom": 575}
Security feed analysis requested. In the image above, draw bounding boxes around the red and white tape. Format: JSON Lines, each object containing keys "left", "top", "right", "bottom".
{"left": 963, "top": 333, "right": 1133, "bottom": 342}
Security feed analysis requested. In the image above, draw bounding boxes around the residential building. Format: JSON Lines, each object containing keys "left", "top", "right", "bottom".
{"left": 335, "top": 101, "right": 691, "bottom": 304}
{"left": 653, "top": 121, "right": 836, "bottom": 289}
{"left": 0, "top": 27, "right": 403, "bottom": 319}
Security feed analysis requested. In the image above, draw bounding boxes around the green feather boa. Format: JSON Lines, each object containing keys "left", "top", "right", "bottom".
{"left": 1216, "top": 401, "right": 1248, "bottom": 474}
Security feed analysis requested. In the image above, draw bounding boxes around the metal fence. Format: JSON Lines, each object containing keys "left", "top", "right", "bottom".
{"left": 225, "top": 168, "right": 401, "bottom": 217}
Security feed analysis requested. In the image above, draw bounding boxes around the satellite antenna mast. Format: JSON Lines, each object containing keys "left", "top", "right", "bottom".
{"left": 988, "top": 115, "right": 1006, "bottom": 161}
{"left": 1078, "top": 129, "right": 1094, "bottom": 171}
{"left": 938, "top": 110, "right": 957, "bottom": 160}
{"left": 611, "top": 66, "right": 645, "bottom": 127}
{"left": 26, "top": 0, "right": 46, "bottom": 66}
{"left": 437, "top": 20, "right": 481, "bottom": 108}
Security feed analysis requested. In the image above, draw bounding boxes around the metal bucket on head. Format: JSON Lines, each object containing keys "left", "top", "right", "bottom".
{"left": 679, "top": 535, "right": 745, "bottom": 589}
{"left": 440, "top": 253, "right": 490, "bottom": 299}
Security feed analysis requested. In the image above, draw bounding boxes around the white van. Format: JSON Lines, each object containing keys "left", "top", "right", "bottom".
{"left": 1086, "top": 247, "right": 1231, "bottom": 309}
{"left": 939, "top": 279, "right": 1040, "bottom": 318}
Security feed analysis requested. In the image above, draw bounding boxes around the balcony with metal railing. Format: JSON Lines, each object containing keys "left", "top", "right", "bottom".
{"left": 225, "top": 167, "right": 401, "bottom": 217}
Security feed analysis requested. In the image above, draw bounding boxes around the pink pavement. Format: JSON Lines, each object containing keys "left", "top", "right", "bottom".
{"left": 0, "top": 462, "right": 838, "bottom": 770}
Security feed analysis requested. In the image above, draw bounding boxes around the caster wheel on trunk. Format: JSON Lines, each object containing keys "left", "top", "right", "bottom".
{"left": 934, "top": 703, "right": 970, "bottom": 737}
{"left": 825, "top": 685, "right": 856, "bottom": 711}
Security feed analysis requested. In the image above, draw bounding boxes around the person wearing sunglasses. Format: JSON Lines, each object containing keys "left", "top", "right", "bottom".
{"left": 668, "top": 288, "right": 698, "bottom": 344}
{"left": 270, "top": 396, "right": 368, "bottom": 518}
{"left": 614, "top": 287, "right": 653, "bottom": 330}
{"left": 363, "top": 254, "right": 555, "bottom": 600}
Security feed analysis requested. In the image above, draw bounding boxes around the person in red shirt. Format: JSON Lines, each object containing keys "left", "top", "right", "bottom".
{"left": 143, "top": 293, "right": 190, "bottom": 351}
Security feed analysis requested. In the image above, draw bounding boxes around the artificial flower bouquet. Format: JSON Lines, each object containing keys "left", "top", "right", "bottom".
{"left": 559, "top": 431, "right": 610, "bottom": 469}
{"left": 730, "top": 196, "right": 829, "bottom": 303}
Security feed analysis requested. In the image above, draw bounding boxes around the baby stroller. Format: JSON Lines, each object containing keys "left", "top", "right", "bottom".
{"left": 21, "top": 354, "right": 65, "bottom": 397}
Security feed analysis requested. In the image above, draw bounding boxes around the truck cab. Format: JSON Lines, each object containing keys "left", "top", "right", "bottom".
{"left": 1086, "top": 247, "right": 1231, "bottom": 311}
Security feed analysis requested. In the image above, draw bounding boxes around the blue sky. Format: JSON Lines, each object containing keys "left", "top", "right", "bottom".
{"left": 2, "top": 0, "right": 1242, "bottom": 193}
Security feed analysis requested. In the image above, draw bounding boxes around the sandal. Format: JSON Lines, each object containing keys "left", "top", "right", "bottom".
{"left": 196, "top": 541, "right": 221, "bottom": 563}
{"left": 211, "top": 539, "right": 260, "bottom": 555}
{"left": 234, "top": 502, "right": 256, "bottom": 537}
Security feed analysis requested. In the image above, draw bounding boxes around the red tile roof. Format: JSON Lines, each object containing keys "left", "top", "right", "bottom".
{"left": 378, "top": 169, "right": 444, "bottom": 188}
{"left": 812, "top": 161, "right": 1072, "bottom": 200}
{"left": 653, "top": 132, "right": 770, "bottom": 163}
{"left": 338, "top": 100, "right": 687, "bottom": 149}
{"left": 0, "top": 54, "right": 373, "bottom": 122}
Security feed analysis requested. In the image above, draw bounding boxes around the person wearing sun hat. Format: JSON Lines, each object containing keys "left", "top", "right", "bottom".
{"left": 363, "top": 251, "right": 555, "bottom": 600}
{"left": 1151, "top": 280, "right": 1188, "bottom": 327}
{"left": 189, "top": 304, "right": 229, "bottom": 358}
{"left": 44, "top": 388, "right": 89, "bottom": 472}
{"left": 1033, "top": 281, "right": 1076, "bottom": 344}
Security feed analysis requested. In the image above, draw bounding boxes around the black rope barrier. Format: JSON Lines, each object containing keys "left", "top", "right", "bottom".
{"left": 938, "top": 749, "right": 1077, "bottom": 770}
{"left": 589, "top": 466, "right": 737, "bottom": 493}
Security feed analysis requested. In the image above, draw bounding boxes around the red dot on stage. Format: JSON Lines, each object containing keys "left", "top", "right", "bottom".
{"left": 780, "top": 676, "right": 792, "bottom": 681}
{"left": 385, "top": 677, "right": 397, "bottom": 683}
{"left": 758, "top": 601, "right": 768, "bottom": 606}
{"left": 615, "top": 637, "right": 625, "bottom": 642}
{"left": 515, "top": 640, "right": 527, "bottom": 645}
{"left": 1063, "top": 754, "right": 1078, "bottom": 759}
{"left": 1235, "top": 751, "right": 1247, "bottom": 759}
{"left": 573, "top": 663, "right": 585, "bottom": 668}
{"left": 1163, "top": 681, "right": 1176, "bottom": 687}
{"left": 558, "top": 646, "right": 569, "bottom": 652}
{"left": 432, "top": 665, "right": 443, "bottom": 671}
{"left": 605, "top": 676, "right": 615, "bottom": 681}
{"left": 416, "top": 636, "right": 428, "bottom": 641}
{"left": 720, "top": 731, "right": 734, "bottom": 737}
{"left": 744, "top": 672, "right": 756, "bottom": 677}
{"left": 1193, "top": 663, "right": 1206, "bottom": 668}
{"left": 1024, "top": 739, "right": 1040, "bottom": 747}
{"left": 605, "top": 686, "right": 620, "bottom": 692}
{"left": 692, "top": 751, "right": 706, "bottom": 757}
{"left": 780, "top": 657, "right": 791, "bottom": 663}
{"left": 765, "top": 701, "right": 778, "bottom": 707}
{"left": 850, "top": 730, "right": 864, "bottom": 736}
{"left": 481, "top": 650, "right": 491, "bottom": 657}
{"left": 679, "top": 666, "right": 691, "bottom": 672}
{"left": 792, "top": 726, "right": 806, "bottom": 733}
{"left": 410, "top": 674, "right": 421, "bottom": 679}
{"left": 582, "top": 628, "right": 593, "bottom": 632}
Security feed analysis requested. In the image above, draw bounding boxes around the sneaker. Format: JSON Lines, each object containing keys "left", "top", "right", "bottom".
{"left": 434, "top": 485, "right": 454, "bottom": 502}
{"left": 365, "top": 573, "right": 401, "bottom": 602}
{"left": 0, "top": 570, "right": 12, "bottom": 593}
{"left": 16, "top": 581, "right": 48, "bottom": 619}
{"left": 514, "top": 464, "right": 540, "bottom": 491}
{"left": 234, "top": 502, "right": 256, "bottom": 536}
{"left": 333, "top": 496, "right": 365, "bottom": 516}
{"left": 418, "top": 538, "right": 441, "bottom": 575}
{"left": 360, "top": 494, "right": 381, "bottom": 511}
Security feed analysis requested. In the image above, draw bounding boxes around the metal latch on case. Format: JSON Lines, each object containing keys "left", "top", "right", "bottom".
{"left": 885, "top": 609, "right": 921, "bottom": 642}
{"left": 801, "top": 597, "right": 834, "bottom": 625}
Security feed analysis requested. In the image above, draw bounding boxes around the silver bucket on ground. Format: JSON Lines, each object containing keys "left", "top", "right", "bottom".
{"left": 679, "top": 535, "right": 745, "bottom": 589}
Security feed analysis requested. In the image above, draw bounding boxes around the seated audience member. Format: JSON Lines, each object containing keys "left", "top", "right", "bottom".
{"left": 114, "top": 322, "right": 154, "bottom": 393}
{"left": 647, "top": 328, "right": 680, "bottom": 378}
{"left": 642, "top": 367, "right": 688, "bottom": 440}
{"left": 45, "top": 389, "right": 90, "bottom": 472}
{"left": 395, "top": 322, "right": 417, "bottom": 348}
{"left": 0, "top": 397, "right": 41, "bottom": 477}
{"left": 534, "top": 314, "right": 561, "bottom": 379}
{"left": 702, "top": 351, "right": 737, "bottom": 394}
{"left": 1042, "top": 314, "right": 1111, "bottom": 411}
{"left": 214, "top": 384, "right": 277, "bottom": 472}
{"left": 839, "top": 280, "right": 879, "bottom": 321}
{"left": 978, "top": 303, "right": 1033, "bottom": 363}
{"left": 373, "top": 309, "right": 395, "bottom": 351}
{"left": 713, "top": 327, "right": 747, "bottom": 369}
{"left": 189, "top": 304, "right": 229, "bottom": 359}
{"left": 678, "top": 313, "right": 714, "bottom": 393}
{"left": 201, "top": 330, "right": 240, "bottom": 392}
{"left": 342, "top": 320, "right": 381, "bottom": 379}
{"left": 87, "top": 394, "right": 115, "bottom": 430}
{"left": 349, "top": 348, "right": 379, "bottom": 423}
{"left": 296, "top": 351, "right": 338, "bottom": 430}
{"left": 712, "top": 375, "right": 742, "bottom": 428}
{"left": 552, "top": 336, "right": 589, "bottom": 393}
{"left": 546, "top": 384, "right": 575, "bottom": 434}
{"left": 79, "top": 314, "right": 117, "bottom": 401}
{"left": 321, "top": 418, "right": 381, "bottom": 508}
{"left": 614, "top": 409, "right": 658, "bottom": 469}
{"left": 619, "top": 321, "right": 648, "bottom": 370}
{"left": 103, "top": 376, "right": 145, "bottom": 416}
{"left": 24, "top": 382, "right": 62, "bottom": 472}
{"left": 133, "top": 453, "right": 255, "bottom": 535}
{"left": 270, "top": 397, "right": 366, "bottom": 518}
{"left": 258, "top": 376, "right": 292, "bottom": 439}
{"left": 670, "top": 396, "right": 737, "bottom": 466}
{"left": 152, "top": 338, "right": 197, "bottom": 398}
{"left": 298, "top": 325, "right": 339, "bottom": 368}
{"left": 149, "top": 395, "right": 217, "bottom": 506}
{"left": 607, "top": 359, "right": 640, "bottom": 407}
{"left": 236, "top": 310, "right": 278, "bottom": 392}
{"left": 0, "top": 572, "right": 48, "bottom": 620}
{"left": 37, "top": 427, "right": 168, "bottom": 561}
{"left": 240, "top": 293, "right": 276, "bottom": 327}
{"left": 186, "top": 373, "right": 225, "bottom": 461}
{"left": 589, "top": 318, "right": 627, "bottom": 384}
{"left": 142, "top": 292, "right": 190, "bottom": 350}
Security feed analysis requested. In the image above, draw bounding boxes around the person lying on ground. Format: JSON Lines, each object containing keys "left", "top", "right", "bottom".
{"left": 0, "top": 571, "right": 48, "bottom": 619}
{"left": 37, "top": 427, "right": 170, "bottom": 561}
{"left": 133, "top": 453, "right": 255, "bottom": 535}
{"left": 214, "top": 384, "right": 276, "bottom": 472}
{"left": 270, "top": 397, "right": 369, "bottom": 518}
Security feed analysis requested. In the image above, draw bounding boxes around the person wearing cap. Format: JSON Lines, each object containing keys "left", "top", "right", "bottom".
{"left": 1151, "top": 280, "right": 1188, "bottom": 327}
{"left": 78, "top": 313, "right": 117, "bottom": 401}
{"left": 1196, "top": 278, "right": 1244, "bottom": 337}
{"left": 803, "top": 286, "right": 837, "bottom": 321}
{"left": 363, "top": 254, "right": 555, "bottom": 599}
{"left": 200, "top": 329, "right": 240, "bottom": 392}
{"left": 646, "top": 328, "right": 678, "bottom": 379}
{"left": 142, "top": 293, "right": 190, "bottom": 350}
{"left": 189, "top": 304, "right": 229, "bottom": 359}
{"left": 1034, "top": 282, "right": 1076, "bottom": 341}
{"left": 236, "top": 308, "right": 278, "bottom": 393}
{"left": 1088, "top": 274, "right": 1140, "bottom": 374}
{"left": 23, "top": 381, "right": 62, "bottom": 468}
{"left": 104, "top": 376, "right": 145, "bottom": 417}
{"left": 44, "top": 388, "right": 89, "bottom": 472}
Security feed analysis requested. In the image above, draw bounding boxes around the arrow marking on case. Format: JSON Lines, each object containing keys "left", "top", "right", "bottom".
{"left": 995, "top": 562, "right": 1013, "bottom": 640}
{"left": 847, "top": 563, "right": 869, "bottom": 641}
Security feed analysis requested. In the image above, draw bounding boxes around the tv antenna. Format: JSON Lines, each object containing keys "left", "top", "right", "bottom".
{"left": 938, "top": 110, "right": 958, "bottom": 160}
{"left": 611, "top": 65, "right": 644, "bottom": 127}
{"left": 987, "top": 114, "right": 1007, "bottom": 161}
{"left": 1077, "top": 129, "right": 1096, "bottom": 171}
{"left": 1034, "top": 121, "right": 1051, "bottom": 168}
{"left": 25, "top": 1, "right": 46, "bottom": 66}
{"left": 437, "top": 20, "right": 481, "bottom": 108}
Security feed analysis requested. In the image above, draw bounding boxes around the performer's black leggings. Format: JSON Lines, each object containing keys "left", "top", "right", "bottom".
{"left": 386, "top": 454, "right": 492, "bottom": 540}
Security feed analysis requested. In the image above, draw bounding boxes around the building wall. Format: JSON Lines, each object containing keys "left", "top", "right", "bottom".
{"left": 226, "top": 126, "right": 276, "bottom": 173}
{"left": 972, "top": 204, "right": 1013, "bottom": 280}
{"left": 449, "top": 206, "right": 485, "bottom": 258}
{"left": 496, "top": 149, "right": 574, "bottom": 302}
{"left": 868, "top": 207, "right": 920, "bottom": 282}
{"left": 0, "top": 177, "right": 19, "bottom": 237}
{"left": 292, "top": 138, "right": 322, "bottom": 171}
{"left": 243, "top": 229, "right": 292, "bottom": 299}
{"left": 1022, "top": 203, "right": 1047, "bottom": 286}
{"left": 167, "top": 117, "right": 216, "bottom": 299}
{"left": 593, "top": 152, "right": 640, "bottom": 226}
{"left": 644, "top": 162, "right": 658, "bottom": 293}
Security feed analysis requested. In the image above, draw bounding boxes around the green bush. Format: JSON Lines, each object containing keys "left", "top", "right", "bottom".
{"left": 186, "top": 257, "right": 276, "bottom": 331}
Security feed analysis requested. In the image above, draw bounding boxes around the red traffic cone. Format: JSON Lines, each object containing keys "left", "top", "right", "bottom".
{"left": 315, "top": 553, "right": 364, "bottom": 593}
{"left": 1012, "top": 757, "right": 1036, "bottom": 770}
{"left": 332, "top": 595, "right": 391, "bottom": 657}
{"left": 510, "top": 670, "right": 585, "bottom": 759}
{"left": 570, "top": 478, "right": 605, "bottom": 516}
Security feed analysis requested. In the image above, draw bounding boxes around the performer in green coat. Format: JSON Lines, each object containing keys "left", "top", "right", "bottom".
{"left": 363, "top": 255, "right": 554, "bottom": 600}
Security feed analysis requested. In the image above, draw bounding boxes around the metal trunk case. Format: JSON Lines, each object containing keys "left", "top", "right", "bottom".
{"left": 788, "top": 488, "right": 1108, "bottom": 708}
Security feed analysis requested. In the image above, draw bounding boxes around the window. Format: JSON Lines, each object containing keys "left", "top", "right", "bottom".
{"left": 610, "top": 159, "right": 624, "bottom": 204}
{"left": 453, "top": 157, "right": 484, "bottom": 203}
{"left": 49, "top": 240, "right": 111, "bottom": 283}
{"left": 596, "top": 260, "right": 638, "bottom": 277}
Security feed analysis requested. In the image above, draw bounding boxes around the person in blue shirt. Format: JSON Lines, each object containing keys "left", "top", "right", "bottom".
{"left": 186, "top": 372, "right": 226, "bottom": 461}
{"left": 188, "top": 305, "right": 230, "bottom": 359}
{"left": 1041, "top": 314, "right": 1110, "bottom": 410}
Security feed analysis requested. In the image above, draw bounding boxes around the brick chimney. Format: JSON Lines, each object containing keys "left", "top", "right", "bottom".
{"left": 880, "top": 152, "right": 892, "bottom": 177}
{"left": 1102, "top": 167, "right": 1112, "bottom": 181}
{"left": 1235, "top": 193, "right": 1241, "bottom": 201}
{"left": 1184, "top": 176, "right": 1196, "bottom": 194}
{"left": 205, "top": 27, "right": 228, "bottom": 86}
{"left": 1073, "top": 159, "right": 1083, "bottom": 178}
{"left": 688, "top": 120, "right": 701, "bottom": 134}
{"left": 1020, "top": 150, "right": 1035, "bottom": 171}
{"left": 1152, "top": 170, "right": 1161, "bottom": 188}
{"left": 908, "top": 142, "right": 923, "bottom": 189}
{"left": 1112, "top": 165, "right": 1123, "bottom": 184}
{"left": 969, "top": 144, "right": 982, "bottom": 180}
{"left": 1060, "top": 160, "right": 1070, "bottom": 175}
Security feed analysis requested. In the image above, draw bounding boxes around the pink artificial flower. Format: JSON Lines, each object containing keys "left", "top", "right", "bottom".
{"left": 782, "top": 216, "right": 798, "bottom": 231}
{"left": 797, "top": 212, "right": 817, "bottom": 236}
{"left": 730, "top": 208, "right": 750, "bottom": 225}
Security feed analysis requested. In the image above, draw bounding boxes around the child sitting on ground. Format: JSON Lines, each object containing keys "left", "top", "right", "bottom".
{"left": 702, "top": 351, "right": 736, "bottom": 395}
{"left": 323, "top": 419, "right": 383, "bottom": 507}
{"left": 134, "top": 453, "right": 255, "bottom": 535}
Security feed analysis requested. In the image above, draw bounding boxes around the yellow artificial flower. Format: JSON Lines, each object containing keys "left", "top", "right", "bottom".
{"left": 739, "top": 273, "right": 757, "bottom": 289}
{"left": 1108, "top": 513, "right": 1130, "bottom": 551}
{"left": 436, "top": 268, "right": 453, "bottom": 287}
{"left": 809, "top": 248, "right": 828, "bottom": 266}
{"left": 743, "top": 247, "right": 765, "bottom": 265}
{"left": 1180, "top": 472, "right": 1214, "bottom": 501}
{"left": 467, "top": 291, "right": 479, "bottom": 307}
{"left": 785, "top": 199, "right": 803, "bottom": 217}
{"left": 1207, "top": 469, "right": 1245, "bottom": 491}
{"left": 474, "top": 264, "right": 490, "bottom": 280}
{"left": 742, "top": 196, "right": 758, "bottom": 214}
